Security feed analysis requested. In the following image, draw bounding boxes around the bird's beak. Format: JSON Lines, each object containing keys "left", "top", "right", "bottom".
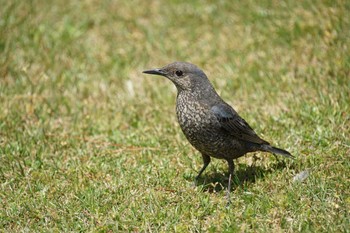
{"left": 142, "top": 68, "right": 166, "bottom": 76}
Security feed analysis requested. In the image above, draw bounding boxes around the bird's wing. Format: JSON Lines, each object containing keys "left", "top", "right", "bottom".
{"left": 211, "top": 104, "right": 268, "bottom": 144}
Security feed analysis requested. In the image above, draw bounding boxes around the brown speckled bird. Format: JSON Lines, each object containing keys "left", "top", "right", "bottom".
{"left": 143, "top": 62, "right": 293, "bottom": 201}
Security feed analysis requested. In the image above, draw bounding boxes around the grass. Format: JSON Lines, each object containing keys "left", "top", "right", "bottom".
{"left": 0, "top": 0, "right": 349, "bottom": 232}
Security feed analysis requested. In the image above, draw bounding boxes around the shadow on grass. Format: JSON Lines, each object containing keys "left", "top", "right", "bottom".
{"left": 191, "top": 160, "right": 290, "bottom": 193}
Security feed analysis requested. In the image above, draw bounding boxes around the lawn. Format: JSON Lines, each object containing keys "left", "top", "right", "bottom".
{"left": 0, "top": 0, "right": 349, "bottom": 232}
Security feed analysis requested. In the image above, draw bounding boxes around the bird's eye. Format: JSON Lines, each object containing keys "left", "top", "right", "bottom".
{"left": 175, "top": 70, "right": 183, "bottom": 76}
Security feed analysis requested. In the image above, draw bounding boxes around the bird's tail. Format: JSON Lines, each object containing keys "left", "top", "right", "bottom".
{"left": 262, "top": 144, "right": 294, "bottom": 159}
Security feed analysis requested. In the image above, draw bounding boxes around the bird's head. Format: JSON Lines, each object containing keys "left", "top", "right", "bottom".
{"left": 143, "top": 62, "right": 211, "bottom": 92}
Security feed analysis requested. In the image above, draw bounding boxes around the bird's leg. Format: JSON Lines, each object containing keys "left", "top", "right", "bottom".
{"left": 194, "top": 154, "right": 211, "bottom": 185}
{"left": 226, "top": 159, "right": 235, "bottom": 205}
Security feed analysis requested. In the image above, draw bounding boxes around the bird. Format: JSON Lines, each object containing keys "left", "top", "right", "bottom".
{"left": 143, "top": 61, "right": 293, "bottom": 202}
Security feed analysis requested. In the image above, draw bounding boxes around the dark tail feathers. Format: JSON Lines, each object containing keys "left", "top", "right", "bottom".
{"left": 262, "top": 144, "right": 294, "bottom": 159}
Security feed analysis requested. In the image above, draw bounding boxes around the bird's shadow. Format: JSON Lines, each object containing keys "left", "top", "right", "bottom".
{"left": 190, "top": 160, "right": 289, "bottom": 193}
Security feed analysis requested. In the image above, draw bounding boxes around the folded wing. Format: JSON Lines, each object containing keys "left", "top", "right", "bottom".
{"left": 211, "top": 104, "right": 268, "bottom": 144}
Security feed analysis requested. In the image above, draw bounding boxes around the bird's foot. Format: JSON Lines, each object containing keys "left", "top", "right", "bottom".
{"left": 193, "top": 175, "right": 202, "bottom": 187}
{"left": 226, "top": 190, "right": 232, "bottom": 207}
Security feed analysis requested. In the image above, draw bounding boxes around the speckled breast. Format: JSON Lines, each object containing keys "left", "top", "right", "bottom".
{"left": 175, "top": 93, "right": 241, "bottom": 158}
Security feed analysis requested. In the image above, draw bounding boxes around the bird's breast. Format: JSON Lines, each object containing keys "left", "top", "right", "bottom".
{"left": 175, "top": 94, "right": 219, "bottom": 140}
{"left": 175, "top": 93, "right": 246, "bottom": 158}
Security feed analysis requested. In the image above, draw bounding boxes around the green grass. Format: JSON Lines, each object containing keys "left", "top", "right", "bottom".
{"left": 1, "top": 0, "right": 349, "bottom": 232}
